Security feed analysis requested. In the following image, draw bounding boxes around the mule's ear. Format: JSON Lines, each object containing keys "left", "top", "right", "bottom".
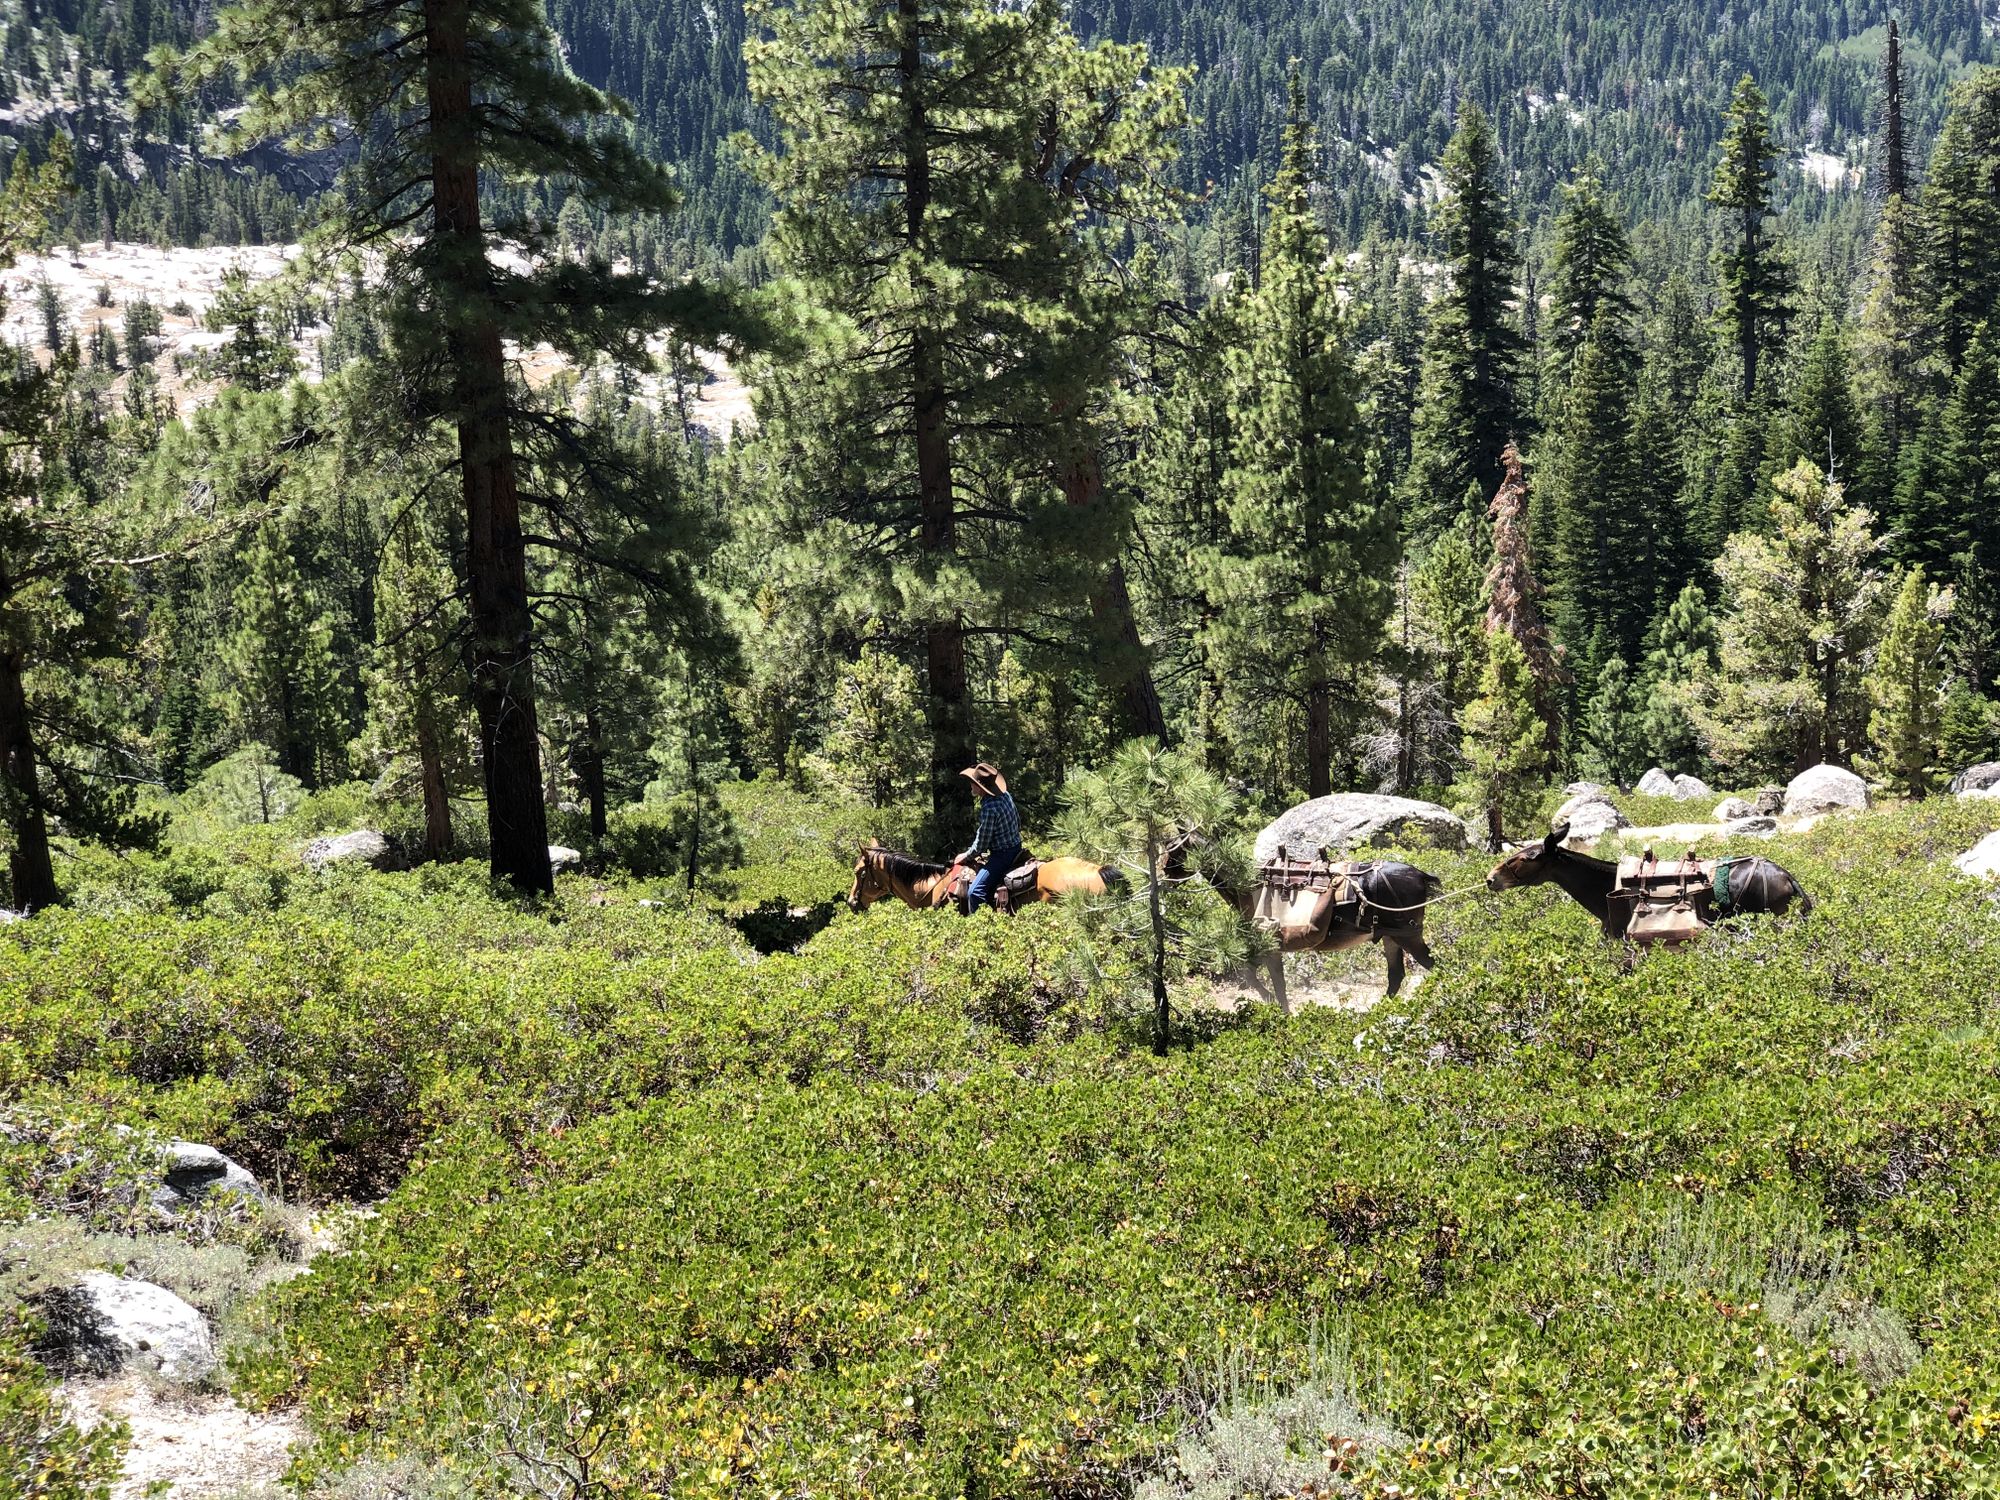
{"left": 1547, "top": 820, "right": 1570, "bottom": 848}
{"left": 868, "top": 837, "right": 882, "bottom": 849}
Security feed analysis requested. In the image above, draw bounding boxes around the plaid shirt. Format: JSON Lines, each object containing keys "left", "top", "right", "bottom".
{"left": 966, "top": 792, "right": 1021, "bottom": 859}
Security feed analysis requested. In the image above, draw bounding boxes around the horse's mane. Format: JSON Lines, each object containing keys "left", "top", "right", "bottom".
{"left": 869, "top": 848, "right": 949, "bottom": 880}
{"left": 1550, "top": 841, "right": 1617, "bottom": 874}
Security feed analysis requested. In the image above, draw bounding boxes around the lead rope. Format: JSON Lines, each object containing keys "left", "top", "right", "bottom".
{"left": 1351, "top": 882, "right": 1491, "bottom": 915}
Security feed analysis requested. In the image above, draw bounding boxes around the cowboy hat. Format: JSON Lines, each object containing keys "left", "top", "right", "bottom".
{"left": 959, "top": 762, "right": 1008, "bottom": 796}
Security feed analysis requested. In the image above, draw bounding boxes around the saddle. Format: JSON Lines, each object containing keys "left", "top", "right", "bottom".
{"left": 1251, "top": 848, "right": 1373, "bottom": 952}
{"left": 1611, "top": 849, "right": 1717, "bottom": 946}
{"left": 947, "top": 853, "right": 1042, "bottom": 914}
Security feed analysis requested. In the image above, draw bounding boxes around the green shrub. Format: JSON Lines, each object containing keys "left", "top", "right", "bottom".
{"left": 0, "top": 1314, "right": 125, "bottom": 1500}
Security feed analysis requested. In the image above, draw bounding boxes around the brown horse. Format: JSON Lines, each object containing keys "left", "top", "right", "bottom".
{"left": 1486, "top": 820, "right": 1813, "bottom": 941}
{"left": 846, "top": 842, "right": 1118, "bottom": 913}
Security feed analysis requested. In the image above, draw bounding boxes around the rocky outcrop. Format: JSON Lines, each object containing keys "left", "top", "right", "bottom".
{"left": 1670, "top": 774, "right": 1714, "bottom": 802}
{"left": 1954, "top": 830, "right": 2000, "bottom": 881}
{"left": 1724, "top": 816, "right": 1779, "bottom": 838}
{"left": 62, "top": 1272, "right": 216, "bottom": 1382}
{"left": 1753, "top": 786, "right": 1786, "bottom": 816}
{"left": 1562, "top": 782, "right": 1607, "bottom": 799}
{"left": 1254, "top": 794, "right": 1471, "bottom": 863}
{"left": 1553, "top": 789, "right": 1631, "bottom": 844}
{"left": 153, "top": 1142, "right": 262, "bottom": 1213}
{"left": 1952, "top": 763, "right": 2000, "bottom": 796}
{"left": 548, "top": 845, "right": 583, "bottom": 874}
{"left": 1636, "top": 768, "right": 1677, "bottom": 797}
{"left": 1714, "top": 796, "right": 1756, "bottom": 822}
{"left": 302, "top": 830, "right": 393, "bottom": 872}
{"left": 1783, "top": 764, "right": 1871, "bottom": 818}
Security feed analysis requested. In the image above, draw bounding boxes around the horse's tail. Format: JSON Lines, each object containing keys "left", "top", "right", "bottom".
{"left": 1791, "top": 874, "right": 1815, "bottom": 917}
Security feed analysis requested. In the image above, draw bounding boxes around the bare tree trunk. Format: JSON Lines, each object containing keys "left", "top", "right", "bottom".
{"left": 1058, "top": 438, "right": 1168, "bottom": 743}
{"left": 425, "top": 0, "right": 551, "bottom": 894}
{"left": 0, "top": 645, "right": 57, "bottom": 912}
{"left": 415, "top": 703, "right": 454, "bottom": 861}
{"left": 1306, "top": 678, "right": 1332, "bottom": 799}
{"left": 1147, "top": 835, "right": 1169, "bottom": 1056}
{"left": 685, "top": 726, "right": 701, "bottom": 895}
{"left": 899, "top": 0, "right": 976, "bottom": 847}
{"left": 580, "top": 703, "right": 608, "bottom": 843}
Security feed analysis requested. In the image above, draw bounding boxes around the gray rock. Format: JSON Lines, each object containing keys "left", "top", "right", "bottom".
{"left": 1783, "top": 764, "right": 1871, "bottom": 818}
{"left": 303, "top": 829, "right": 392, "bottom": 872}
{"left": 1724, "top": 816, "right": 1779, "bottom": 837}
{"left": 1670, "top": 774, "right": 1714, "bottom": 802}
{"left": 67, "top": 1272, "right": 215, "bottom": 1382}
{"left": 1960, "top": 786, "right": 2000, "bottom": 803}
{"left": 1714, "top": 796, "right": 1757, "bottom": 822}
{"left": 152, "top": 1141, "right": 261, "bottom": 1213}
{"left": 1635, "top": 768, "right": 1677, "bottom": 797}
{"left": 1562, "top": 781, "right": 1607, "bottom": 799}
{"left": 1753, "top": 785, "right": 1786, "bottom": 816}
{"left": 1254, "top": 794, "right": 1470, "bottom": 863}
{"left": 548, "top": 844, "right": 583, "bottom": 873}
{"left": 1952, "top": 762, "right": 2000, "bottom": 795}
{"left": 1955, "top": 830, "right": 2000, "bottom": 881}
{"left": 1553, "top": 790, "right": 1630, "bottom": 844}
{"left": 0, "top": 909, "right": 23, "bottom": 924}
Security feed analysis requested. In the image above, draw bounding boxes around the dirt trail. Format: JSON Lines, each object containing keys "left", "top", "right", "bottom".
{"left": 65, "top": 1377, "right": 305, "bottom": 1499}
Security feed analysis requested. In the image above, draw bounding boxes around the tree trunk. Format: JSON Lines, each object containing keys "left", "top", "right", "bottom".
{"left": 1146, "top": 836, "right": 1169, "bottom": 1057}
{"left": 425, "top": 0, "right": 551, "bottom": 894}
{"left": 580, "top": 703, "right": 608, "bottom": 843}
{"left": 899, "top": 0, "right": 976, "bottom": 846}
{"left": 414, "top": 701, "right": 454, "bottom": 861}
{"left": 685, "top": 730, "right": 701, "bottom": 895}
{"left": 1306, "top": 677, "right": 1332, "bottom": 799}
{"left": 1057, "top": 432, "right": 1169, "bottom": 743}
{"left": 1739, "top": 210, "right": 1761, "bottom": 404}
{"left": 0, "top": 647, "right": 57, "bottom": 913}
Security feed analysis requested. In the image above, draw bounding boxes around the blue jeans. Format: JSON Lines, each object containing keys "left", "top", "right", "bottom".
{"left": 967, "top": 848, "right": 1021, "bottom": 913}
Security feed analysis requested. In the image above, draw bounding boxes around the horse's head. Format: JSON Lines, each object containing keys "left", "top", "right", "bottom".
{"left": 848, "top": 842, "right": 891, "bottom": 912}
{"left": 1486, "top": 821, "right": 1570, "bottom": 892}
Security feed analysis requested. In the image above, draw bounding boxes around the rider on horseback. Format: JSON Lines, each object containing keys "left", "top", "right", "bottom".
{"left": 957, "top": 762, "right": 1021, "bottom": 914}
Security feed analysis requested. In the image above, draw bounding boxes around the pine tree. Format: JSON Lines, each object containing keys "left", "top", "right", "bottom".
{"left": 1917, "top": 72, "right": 2000, "bottom": 375}
{"left": 1857, "top": 22, "right": 1920, "bottom": 470}
{"left": 1541, "top": 161, "right": 1633, "bottom": 402}
{"left": 1694, "top": 462, "right": 1889, "bottom": 777}
{"left": 0, "top": 142, "right": 159, "bottom": 911}
{"left": 1710, "top": 75, "right": 1794, "bottom": 404}
{"left": 1544, "top": 305, "right": 1647, "bottom": 680}
{"left": 1401, "top": 101, "right": 1524, "bottom": 543}
{"left": 1208, "top": 70, "right": 1395, "bottom": 799}
{"left": 205, "top": 266, "right": 297, "bottom": 391}
{"left": 1896, "top": 329, "right": 2000, "bottom": 578}
{"left": 1640, "top": 581, "right": 1720, "bottom": 779}
{"left": 1581, "top": 652, "right": 1645, "bottom": 786}
{"left": 218, "top": 519, "right": 347, "bottom": 788}
{"left": 1461, "top": 630, "right": 1552, "bottom": 849}
{"left": 815, "top": 644, "right": 926, "bottom": 808}
{"left": 1057, "top": 738, "right": 1240, "bottom": 1054}
{"left": 743, "top": 0, "right": 1153, "bottom": 843}
{"left": 157, "top": 0, "right": 739, "bottom": 892}
{"left": 1767, "top": 320, "right": 1868, "bottom": 510}
{"left": 1862, "top": 566, "right": 1951, "bottom": 798}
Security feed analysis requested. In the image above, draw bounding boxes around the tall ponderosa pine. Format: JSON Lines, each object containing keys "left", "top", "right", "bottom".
{"left": 1482, "top": 443, "right": 1563, "bottom": 757}
{"left": 1209, "top": 72, "right": 1395, "bottom": 798}
{"left": 0, "top": 145, "right": 160, "bottom": 911}
{"left": 745, "top": 0, "right": 1170, "bottom": 842}
{"left": 159, "top": 0, "right": 736, "bottom": 891}
{"left": 1710, "top": 76, "right": 1794, "bottom": 404}
{"left": 1402, "top": 101, "right": 1524, "bottom": 542}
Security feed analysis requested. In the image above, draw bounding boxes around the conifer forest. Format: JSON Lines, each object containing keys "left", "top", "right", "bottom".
{"left": 11, "top": 0, "right": 2000, "bottom": 1495}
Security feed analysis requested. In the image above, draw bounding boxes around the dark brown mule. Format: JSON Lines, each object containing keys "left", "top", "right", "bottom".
{"left": 1225, "top": 860, "right": 1443, "bottom": 1011}
{"left": 1486, "top": 820, "right": 1814, "bottom": 941}
{"left": 846, "top": 842, "right": 1116, "bottom": 913}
